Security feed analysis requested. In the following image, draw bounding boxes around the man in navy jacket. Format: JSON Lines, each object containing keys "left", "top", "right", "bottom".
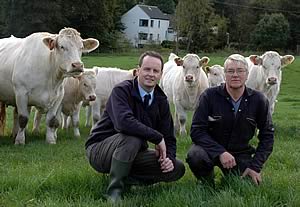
{"left": 186, "top": 54, "right": 274, "bottom": 186}
{"left": 86, "top": 51, "right": 185, "bottom": 202}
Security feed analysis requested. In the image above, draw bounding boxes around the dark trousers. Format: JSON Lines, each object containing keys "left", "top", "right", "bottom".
{"left": 86, "top": 133, "right": 185, "bottom": 184}
{"left": 186, "top": 144, "right": 252, "bottom": 179}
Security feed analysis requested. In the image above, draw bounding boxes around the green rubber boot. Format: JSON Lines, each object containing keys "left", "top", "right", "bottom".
{"left": 106, "top": 158, "right": 132, "bottom": 203}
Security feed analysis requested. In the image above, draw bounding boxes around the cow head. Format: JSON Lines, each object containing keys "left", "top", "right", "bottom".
{"left": 206, "top": 65, "right": 225, "bottom": 87}
{"left": 249, "top": 51, "right": 294, "bottom": 86}
{"left": 175, "top": 54, "right": 210, "bottom": 87}
{"left": 43, "top": 28, "right": 99, "bottom": 77}
{"left": 77, "top": 69, "right": 97, "bottom": 102}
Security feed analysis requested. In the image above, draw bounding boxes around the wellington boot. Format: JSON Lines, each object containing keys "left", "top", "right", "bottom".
{"left": 106, "top": 158, "right": 132, "bottom": 203}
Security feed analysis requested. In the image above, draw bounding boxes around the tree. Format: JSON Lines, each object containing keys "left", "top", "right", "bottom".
{"left": 0, "top": 0, "right": 9, "bottom": 37}
{"left": 8, "top": 0, "right": 67, "bottom": 37}
{"left": 175, "top": 0, "right": 227, "bottom": 52}
{"left": 251, "top": 13, "right": 290, "bottom": 50}
{"left": 144, "top": 0, "right": 176, "bottom": 14}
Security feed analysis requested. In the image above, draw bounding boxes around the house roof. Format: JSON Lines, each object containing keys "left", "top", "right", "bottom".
{"left": 138, "top": 5, "right": 169, "bottom": 20}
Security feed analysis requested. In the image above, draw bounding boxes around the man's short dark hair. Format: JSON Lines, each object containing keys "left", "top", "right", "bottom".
{"left": 138, "top": 51, "right": 164, "bottom": 71}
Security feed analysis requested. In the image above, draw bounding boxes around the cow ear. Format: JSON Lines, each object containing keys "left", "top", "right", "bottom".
{"left": 82, "top": 38, "right": 99, "bottom": 53}
{"left": 174, "top": 57, "right": 183, "bottom": 66}
{"left": 204, "top": 66, "right": 210, "bottom": 74}
{"left": 131, "top": 68, "right": 138, "bottom": 76}
{"left": 90, "top": 67, "right": 98, "bottom": 75}
{"left": 200, "top": 57, "right": 210, "bottom": 66}
{"left": 249, "top": 55, "right": 262, "bottom": 65}
{"left": 43, "top": 37, "right": 56, "bottom": 50}
{"left": 281, "top": 55, "right": 295, "bottom": 67}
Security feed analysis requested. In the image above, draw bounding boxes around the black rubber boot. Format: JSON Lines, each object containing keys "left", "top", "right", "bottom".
{"left": 106, "top": 158, "right": 132, "bottom": 203}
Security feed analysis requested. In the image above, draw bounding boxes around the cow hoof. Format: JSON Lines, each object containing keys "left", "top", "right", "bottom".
{"left": 46, "top": 139, "right": 56, "bottom": 144}
{"left": 180, "top": 130, "right": 187, "bottom": 137}
{"left": 74, "top": 134, "right": 81, "bottom": 139}
{"left": 14, "top": 140, "right": 25, "bottom": 145}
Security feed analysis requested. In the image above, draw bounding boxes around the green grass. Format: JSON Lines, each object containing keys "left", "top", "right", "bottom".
{"left": 0, "top": 53, "right": 299, "bottom": 206}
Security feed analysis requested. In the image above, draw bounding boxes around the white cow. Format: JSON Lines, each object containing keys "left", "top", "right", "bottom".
{"left": 0, "top": 28, "right": 99, "bottom": 144}
{"left": 160, "top": 53, "right": 209, "bottom": 135}
{"left": 84, "top": 67, "right": 137, "bottom": 127}
{"left": 246, "top": 51, "right": 294, "bottom": 114}
{"left": 205, "top": 64, "right": 225, "bottom": 87}
{"left": 33, "top": 70, "right": 97, "bottom": 138}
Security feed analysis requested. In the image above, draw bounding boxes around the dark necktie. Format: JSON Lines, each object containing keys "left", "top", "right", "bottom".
{"left": 143, "top": 94, "right": 151, "bottom": 108}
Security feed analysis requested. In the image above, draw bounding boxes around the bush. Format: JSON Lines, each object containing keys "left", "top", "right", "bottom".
{"left": 251, "top": 13, "right": 290, "bottom": 51}
{"left": 161, "top": 40, "right": 175, "bottom": 49}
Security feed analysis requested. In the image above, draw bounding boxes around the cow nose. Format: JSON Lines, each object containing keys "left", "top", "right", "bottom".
{"left": 72, "top": 62, "right": 83, "bottom": 71}
{"left": 268, "top": 77, "right": 277, "bottom": 84}
{"left": 185, "top": 75, "right": 194, "bottom": 82}
{"left": 89, "top": 95, "right": 96, "bottom": 101}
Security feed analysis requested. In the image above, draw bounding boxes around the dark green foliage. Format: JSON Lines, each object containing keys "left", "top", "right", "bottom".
{"left": 251, "top": 13, "right": 290, "bottom": 50}
{"left": 144, "top": 0, "right": 176, "bottom": 14}
{"left": 175, "top": 0, "right": 227, "bottom": 52}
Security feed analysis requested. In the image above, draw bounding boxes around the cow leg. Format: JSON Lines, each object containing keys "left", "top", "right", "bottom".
{"left": 61, "top": 113, "right": 69, "bottom": 129}
{"left": 85, "top": 105, "right": 92, "bottom": 127}
{"left": 92, "top": 98, "right": 101, "bottom": 126}
{"left": 14, "top": 94, "right": 29, "bottom": 145}
{"left": 0, "top": 102, "right": 6, "bottom": 136}
{"left": 174, "top": 103, "right": 187, "bottom": 136}
{"left": 178, "top": 114, "right": 187, "bottom": 136}
{"left": 32, "top": 109, "right": 42, "bottom": 133}
{"left": 72, "top": 104, "right": 81, "bottom": 138}
{"left": 12, "top": 107, "right": 19, "bottom": 138}
{"left": 174, "top": 112, "right": 180, "bottom": 134}
{"left": 45, "top": 104, "right": 62, "bottom": 144}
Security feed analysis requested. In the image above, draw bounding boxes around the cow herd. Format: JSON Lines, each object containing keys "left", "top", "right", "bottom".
{"left": 0, "top": 28, "right": 295, "bottom": 145}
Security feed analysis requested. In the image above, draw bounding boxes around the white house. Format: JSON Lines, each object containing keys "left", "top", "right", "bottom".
{"left": 121, "top": 4, "right": 176, "bottom": 48}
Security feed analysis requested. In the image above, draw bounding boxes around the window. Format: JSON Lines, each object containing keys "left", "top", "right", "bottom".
{"left": 149, "top": 33, "right": 153, "bottom": 40}
{"left": 150, "top": 20, "right": 154, "bottom": 27}
{"left": 139, "top": 19, "right": 149, "bottom": 27}
{"left": 168, "top": 28, "right": 174, "bottom": 33}
{"left": 157, "top": 34, "right": 160, "bottom": 41}
{"left": 158, "top": 20, "right": 160, "bottom": 28}
{"left": 139, "top": 33, "right": 148, "bottom": 40}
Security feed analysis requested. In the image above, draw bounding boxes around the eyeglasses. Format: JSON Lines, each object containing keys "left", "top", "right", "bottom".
{"left": 225, "top": 68, "right": 247, "bottom": 75}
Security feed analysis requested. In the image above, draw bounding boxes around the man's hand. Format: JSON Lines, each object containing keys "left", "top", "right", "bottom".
{"left": 219, "top": 151, "right": 236, "bottom": 169}
{"left": 241, "top": 168, "right": 262, "bottom": 185}
{"left": 155, "top": 138, "right": 166, "bottom": 162}
{"left": 160, "top": 157, "right": 174, "bottom": 173}
{"left": 155, "top": 139, "right": 174, "bottom": 173}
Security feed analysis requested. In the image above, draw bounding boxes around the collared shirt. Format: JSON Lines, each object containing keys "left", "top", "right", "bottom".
{"left": 231, "top": 96, "right": 243, "bottom": 115}
{"left": 138, "top": 83, "right": 154, "bottom": 106}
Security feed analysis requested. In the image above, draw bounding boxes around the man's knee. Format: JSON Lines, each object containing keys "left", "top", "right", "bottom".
{"left": 186, "top": 145, "right": 209, "bottom": 167}
{"left": 186, "top": 145, "right": 214, "bottom": 177}
{"left": 114, "top": 134, "right": 143, "bottom": 162}
{"left": 172, "top": 159, "right": 186, "bottom": 181}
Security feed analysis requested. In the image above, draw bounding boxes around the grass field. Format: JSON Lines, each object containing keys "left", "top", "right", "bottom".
{"left": 0, "top": 52, "right": 299, "bottom": 207}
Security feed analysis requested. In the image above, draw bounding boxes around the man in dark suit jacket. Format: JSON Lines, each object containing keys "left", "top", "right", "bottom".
{"left": 86, "top": 51, "right": 185, "bottom": 202}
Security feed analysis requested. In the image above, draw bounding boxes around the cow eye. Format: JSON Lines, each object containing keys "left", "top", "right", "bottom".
{"left": 214, "top": 73, "right": 217, "bottom": 76}
{"left": 196, "top": 66, "right": 199, "bottom": 69}
{"left": 84, "top": 83, "right": 88, "bottom": 87}
{"left": 182, "top": 65, "right": 185, "bottom": 69}
{"left": 60, "top": 45, "right": 65, "bottom": 50}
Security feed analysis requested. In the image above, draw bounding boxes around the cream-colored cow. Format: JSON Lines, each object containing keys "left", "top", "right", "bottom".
{"left": 246, "top": 51, "right": 294, "bottom": 114}
{"left": 0, "top": 28, "right": 99, "bottom": 144}
{"left": 160, "top": 53, "right": 209, "bottom": 135}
